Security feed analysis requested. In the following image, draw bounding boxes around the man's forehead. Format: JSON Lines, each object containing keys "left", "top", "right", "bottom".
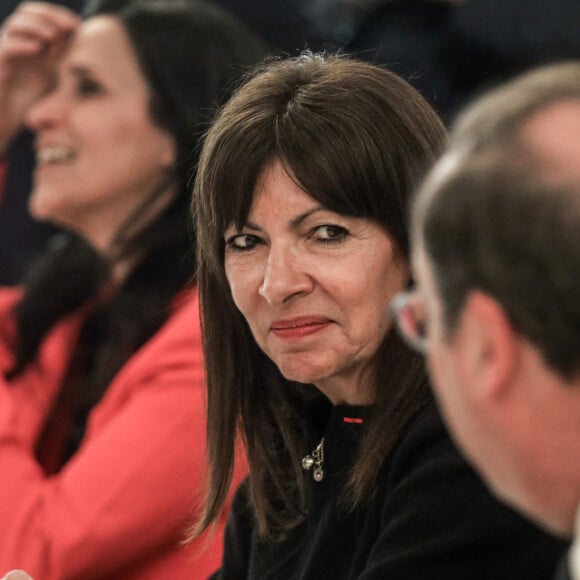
{"left": 519, "top": 99, "right": 580, "bottom": 183}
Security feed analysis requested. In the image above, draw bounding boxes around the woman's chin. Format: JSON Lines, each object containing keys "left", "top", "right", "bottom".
{"left": 276, "top": 361, "right": 329, "bottom": 388}
{"left": 28, "top": 189, "right": 64, "bottom": 224}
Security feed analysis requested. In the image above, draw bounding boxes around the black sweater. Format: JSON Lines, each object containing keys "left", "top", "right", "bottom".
{"left": 213, "top": 401, "right": 567, "bottom": 579}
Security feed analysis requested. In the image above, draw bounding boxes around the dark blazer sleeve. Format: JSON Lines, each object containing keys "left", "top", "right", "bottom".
{"left": 360, "top": 404, "right": 567, "bottom": 579}
{"left": 210, "top": 480, "right": 253, "bottom": 579}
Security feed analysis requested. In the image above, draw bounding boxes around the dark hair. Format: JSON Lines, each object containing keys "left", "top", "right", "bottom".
{"left": 194, "top": 53, "right": 447, "bottom": 539}
{"left": 4, "top": 0, "right": 265, "bottom": 467}
{"left": 84, "top": 0, "right": 266, "bottom": 189}
{"left": 414, "top": 62, "right": 580, "bottom": 380}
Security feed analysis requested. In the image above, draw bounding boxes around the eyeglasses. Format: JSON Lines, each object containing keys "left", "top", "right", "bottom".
{"left": 389, "top": 290, "right": 429, "bottom": 354}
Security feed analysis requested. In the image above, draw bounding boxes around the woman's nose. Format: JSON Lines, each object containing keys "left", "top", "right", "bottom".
{"left": 25, "top": 88, "right": 65, "bottom": 132}
{"left": 258, "top": 245, "right": 313, "bottom": 306}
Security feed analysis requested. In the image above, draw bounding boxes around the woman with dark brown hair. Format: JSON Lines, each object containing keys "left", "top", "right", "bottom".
{"left": 193, "top": 53, "right": 566, "bottom": 578}
{"left": 0, "top": 1, "right": 264, "bottom": 577}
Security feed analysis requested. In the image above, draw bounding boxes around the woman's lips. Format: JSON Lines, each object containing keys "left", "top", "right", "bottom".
{"left": 270, "top": 317, "right": 332, "bottom": 339}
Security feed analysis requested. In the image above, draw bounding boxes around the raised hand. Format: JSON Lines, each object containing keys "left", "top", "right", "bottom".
{"left": 0, "top": 2, "right": 79, "bottom": 152}
{"left": 1, "top": 571, "right": 34, "bottom": 580}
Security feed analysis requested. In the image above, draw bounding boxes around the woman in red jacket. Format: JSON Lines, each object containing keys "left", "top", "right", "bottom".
{"left": 0, "top": 1, "right": 263, "bottom": 578}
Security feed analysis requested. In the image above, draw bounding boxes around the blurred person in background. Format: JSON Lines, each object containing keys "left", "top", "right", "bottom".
{"left": 394, "top": 61, "right": 580, "bottom": 580}
{"left": 1, "top": 0, "right": 82, "bottom": 21}
{"left": 0, "top": 0, "right": 264, "bottom": 577}
{"left": 0, "top": 0, "right": 83, "bottom": 286}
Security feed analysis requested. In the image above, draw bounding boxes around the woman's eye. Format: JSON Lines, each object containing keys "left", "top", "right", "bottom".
{"left": 225, "top": 233, "right": 261, "bottom": 251}
{"left": 313, "top": 225, "right": 348, "bottom": 243}
{"left": 77, "top": 77, "right": 103, "bottom": 98}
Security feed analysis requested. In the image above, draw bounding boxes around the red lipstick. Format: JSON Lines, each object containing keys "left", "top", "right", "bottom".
{"left": 270, "top": 316, "right": 331, "bottom": 339}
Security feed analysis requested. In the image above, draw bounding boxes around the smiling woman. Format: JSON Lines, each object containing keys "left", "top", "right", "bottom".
{"left": 192, "top": 53, "right": 568, "bottom": 579}
{"left": 224, "top": 159, "right": 408, "bottom": 403}
{"left": 0, "top": 1, "right": 265, "bottom": 578}
{"left": 26, "top": 13, "right": 177, "bottom": 255}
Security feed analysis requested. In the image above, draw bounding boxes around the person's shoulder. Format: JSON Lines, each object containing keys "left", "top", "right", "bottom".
{"left": 397, "top": 396, "right": 443, "bottom": 439}
{"left": 171, "top": 284, "right": 200, "bottom": 322}
{"left": 0, "top": 287, "right": 23, "bottom": 349}
{"left": 375, "top": 399, "right": 568, "bottom": 580}
{"left": 107, "top": 287, "right": 203, "bottom": 392}
{"left": 383, "top": 396, "right": 483, "bottom": 495}
{"left": 0, "top": 287, "right": 23, "bottom": 313}
{"left": 387, "top": 398, "right": 451, "bottom": 476}
{"left": 141, "top": 286, "right": 202, "bottom": 353}
{"left": 224, "top": 478, "right": 256, "bottom": 541}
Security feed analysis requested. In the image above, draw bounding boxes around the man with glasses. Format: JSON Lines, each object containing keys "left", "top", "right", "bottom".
{"left": 391, "top": 61, "right": 580, "bottom": 579}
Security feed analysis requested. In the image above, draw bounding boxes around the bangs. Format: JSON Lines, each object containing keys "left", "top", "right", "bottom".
{"left": 276, "top": 111, "right": 384, "bottom": 221}
{"left": 195, "top": 52, "right": 447, "bottom": 273}
{"left": 213, "top": 142, "right": 276, "bottom": 235}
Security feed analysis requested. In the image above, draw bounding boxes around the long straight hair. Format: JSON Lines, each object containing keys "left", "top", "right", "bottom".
{"left": 194, "top": 53, "right": 447, "bottom": 539}
{"left": 3, "top": 0, "right": 265, "bottom": 468}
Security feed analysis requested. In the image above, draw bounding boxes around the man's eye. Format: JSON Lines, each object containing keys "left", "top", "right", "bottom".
{"left": 225, "top": 234, "right": 260, "bottom": 250}
{"left": 314, "top": 225, "right": 348, "bottom": 243}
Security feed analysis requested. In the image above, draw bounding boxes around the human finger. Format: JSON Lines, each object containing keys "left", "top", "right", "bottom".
{"left": 0, "top": 34, "right": 47, "bottom": 62}
{"left": 1, "top": 571, "right": 35, "bottom": 580}
{"left": 16, "top": 2, "right": 80, "bottom": 31}
{"left": 2, "top": 6, "right": 78, "bottom": 47}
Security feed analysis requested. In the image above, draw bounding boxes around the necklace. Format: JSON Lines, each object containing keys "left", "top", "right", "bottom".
{"left": 301, "top": 437, "right": 325, "bottom": 482}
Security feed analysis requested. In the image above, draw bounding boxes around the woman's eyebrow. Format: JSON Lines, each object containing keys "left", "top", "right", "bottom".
{"left": 240, "top": 221, "right": 262, "bottom": 232}
{"left": 68, "top": 64, "right": 95, "bottom": 78}
{"left": 289, "top": 206, "right": 324, "bottom": 228}
{"left": 231, "top": 206, "right": 325, "bottom": 233}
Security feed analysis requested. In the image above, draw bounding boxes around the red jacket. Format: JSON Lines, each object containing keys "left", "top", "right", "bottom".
{"left": 0, "top": 287, "right": 232, "bottom": 579}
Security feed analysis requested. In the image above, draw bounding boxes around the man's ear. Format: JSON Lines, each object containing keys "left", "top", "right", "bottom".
{"left": 455, "top": 290, "right": 519, "bottom": 403}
